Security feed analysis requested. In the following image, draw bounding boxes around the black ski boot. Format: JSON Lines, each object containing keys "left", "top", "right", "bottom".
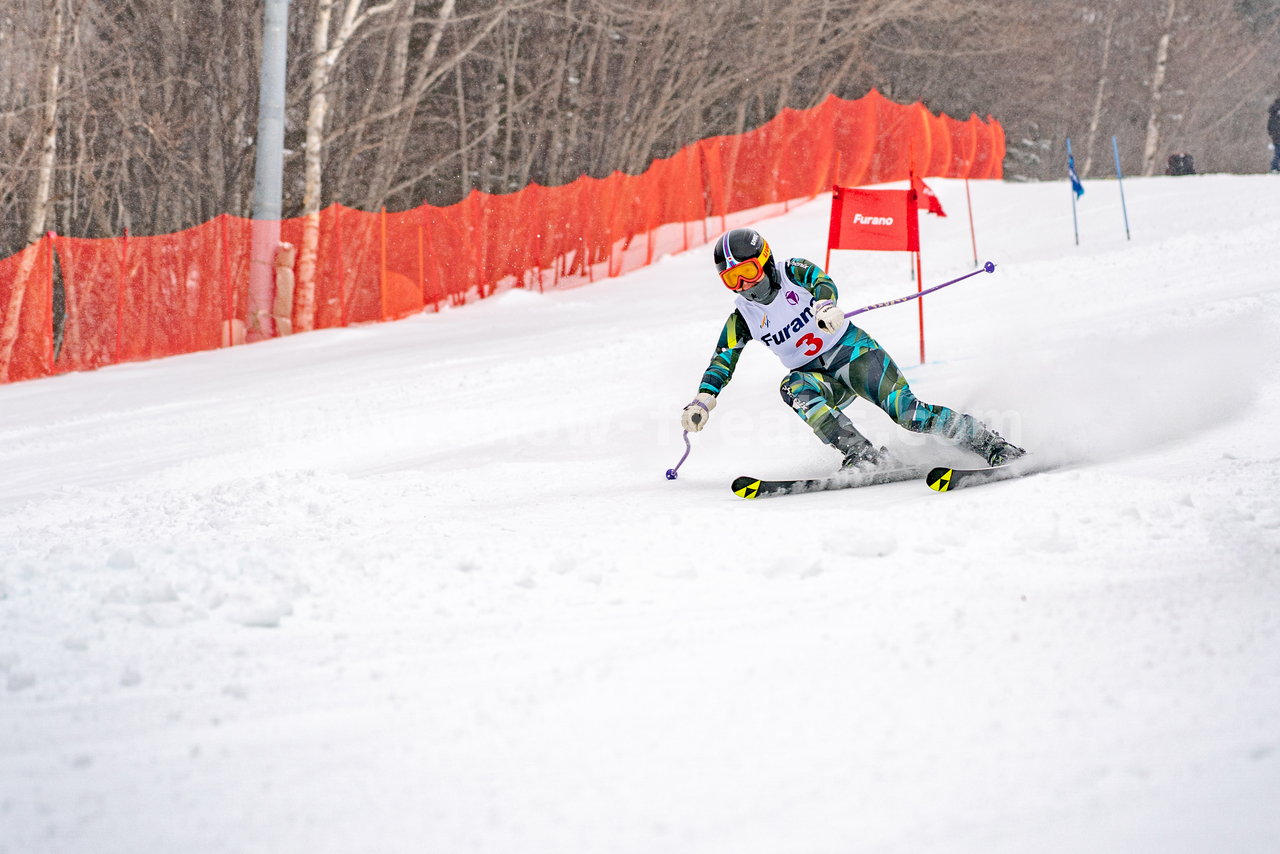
{"left": 985, "top": 438, "right": 1026, "bottom": 467}
{"left": 948, "top": 414, "right": 1025, "bottom": 467}
{"left": 813, "top": 412, "right": 889, "bottom": 471}
{"left": 840, "top": 438, "right": 890, "bottom": 471}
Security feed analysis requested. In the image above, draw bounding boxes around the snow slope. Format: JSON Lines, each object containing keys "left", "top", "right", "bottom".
{"left": 1, "top": 174, "right": 1279, "bottom": 854}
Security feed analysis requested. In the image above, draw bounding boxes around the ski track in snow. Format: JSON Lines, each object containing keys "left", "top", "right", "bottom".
{"left": 1, "top": 175, "right": 1279, "bottom": 854}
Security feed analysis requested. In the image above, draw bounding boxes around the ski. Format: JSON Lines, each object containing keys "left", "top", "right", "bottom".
{"left": 731, "top": 466, "right": 926, "bottom": 499}
{"left": 925, "top": 458, "right": 1038, "bottom": 492}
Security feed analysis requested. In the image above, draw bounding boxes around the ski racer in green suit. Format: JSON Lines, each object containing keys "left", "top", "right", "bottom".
{"left": 680, "top": 227, "right": 1024, "bottom": 469}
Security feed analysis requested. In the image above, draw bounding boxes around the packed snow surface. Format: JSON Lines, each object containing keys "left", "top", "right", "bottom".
{"left": 2, "top": 175, "right": 1279, "bottom": 854}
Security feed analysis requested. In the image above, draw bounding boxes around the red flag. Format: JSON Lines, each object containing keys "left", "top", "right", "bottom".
{"left": 827, "top": 186, "right": 919, "bottom": 252}
{"left": 910, "top": 172, "right": 947, "bottom": 217}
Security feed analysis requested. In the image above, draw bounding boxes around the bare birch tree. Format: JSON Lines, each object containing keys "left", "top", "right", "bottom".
{"left": 295, "top": 0, "right": 398, "bottom": 333}
{"left": 0, "top": 0, "right": 62, "bottom": 379}
{"left": 1081, "top": 3, "right": 1117, "bottom": 177}
{"left": 1141, "top": 0, "right": 1178, "bottom": 176}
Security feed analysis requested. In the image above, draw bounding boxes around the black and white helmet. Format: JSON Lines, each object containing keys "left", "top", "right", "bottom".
{"left": 713, "top": 228, "right": 778, "bottom": 303}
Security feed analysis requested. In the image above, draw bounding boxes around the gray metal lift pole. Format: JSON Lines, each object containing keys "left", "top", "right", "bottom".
{"left": 248, "top": 0, "right": 289, "bottom": 342}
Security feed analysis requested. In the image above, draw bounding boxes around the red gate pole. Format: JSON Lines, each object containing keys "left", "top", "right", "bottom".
{"left": 825, "top": 188, "right": 835, "bottom": 273}
{"left": 915, "top": 249, "right": 926, "bottom": 365}
{"left": 44, "top": 231, "right": 55, "bottom": 374}
{"left": 116, "top": 227, "right": 129, "bottom": 363}
{"left": 336, "top": 209, "right": 348, "bottom": 327}
{"left": 220, "top": 215, "right": 234, "bottom": 345}
{"left": 379, "top": 206, "right": 389, "bottom": 320}
{"left": 825, "top": 152, "right": 843, "bottom": 273}
{"left": 417, "top": 220, "right": 427, "bottom": 307}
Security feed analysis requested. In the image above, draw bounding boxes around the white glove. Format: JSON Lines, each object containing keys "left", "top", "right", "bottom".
{"left": 814, "top": 299, "right": 844, "bottom": 334}
{"left": 680, "top": 392, "right": 717, "bottom": 432}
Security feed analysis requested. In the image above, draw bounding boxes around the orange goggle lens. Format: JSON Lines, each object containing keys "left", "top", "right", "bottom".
{"left": 719, "top": 244, "right": 771, "bottom": 291}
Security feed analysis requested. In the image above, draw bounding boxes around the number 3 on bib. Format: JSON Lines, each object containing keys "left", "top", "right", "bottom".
{"left": 796, "top": 333, "right": 823, "bottom": 357}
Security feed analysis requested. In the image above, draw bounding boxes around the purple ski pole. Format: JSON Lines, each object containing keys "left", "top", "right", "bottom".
{"left": 665, "top": 430, "right": 692, "bottom": 480}
{"left": 667, "top": 394, "right": 714, "bottom": 480}
{"left": 844, "top": 261, "right": 996, "bottom": 318}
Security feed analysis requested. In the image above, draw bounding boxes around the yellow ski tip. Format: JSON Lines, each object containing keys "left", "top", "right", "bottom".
{"left": 927, "top": 469, "right": 953, "bottom": 492}
{"left": 734, "top": 479, "right": 762, "bottom": 499}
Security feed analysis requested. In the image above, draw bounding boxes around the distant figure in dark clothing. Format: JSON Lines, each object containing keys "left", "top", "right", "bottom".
{"left": 1166, "top": 153, "right": 1196, "bottom": 176}
{"left": 1269, "top": 97, "right": 1280, "bottom": 172}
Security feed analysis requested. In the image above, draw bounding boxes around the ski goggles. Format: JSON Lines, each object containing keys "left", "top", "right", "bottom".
{"left": 719, "top": 242, "right": 771, "bottom": 291}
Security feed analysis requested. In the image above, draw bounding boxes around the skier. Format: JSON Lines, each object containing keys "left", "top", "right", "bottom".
{"left": 680, "top": 227, "right": 1024, "bottom": 470}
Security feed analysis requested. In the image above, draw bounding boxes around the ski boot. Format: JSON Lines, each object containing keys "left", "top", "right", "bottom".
{"left": 840, "top": 439, "right": 890, "bottom": 471}
{"left": 983, "top": 436, "right": 1026, "bottom": 467}
{"left": 949, "top": 413, "right": 1025, "bottom": 467}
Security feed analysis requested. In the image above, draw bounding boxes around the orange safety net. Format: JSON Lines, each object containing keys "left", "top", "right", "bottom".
{"left": 0, "top": 90, "right": 1003, "bottom": 384}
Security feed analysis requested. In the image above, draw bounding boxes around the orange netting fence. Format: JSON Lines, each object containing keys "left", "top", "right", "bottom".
{"left": 0, "top": 90, "right": 1004, "bottom": 384}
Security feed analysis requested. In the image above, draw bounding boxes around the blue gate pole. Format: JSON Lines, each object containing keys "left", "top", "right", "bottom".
{"left": 1067, "top": 138, "right": 1080, "bottom": 246}
{"left": 1112, "top": 135, "right": 1131, "bottom": 241}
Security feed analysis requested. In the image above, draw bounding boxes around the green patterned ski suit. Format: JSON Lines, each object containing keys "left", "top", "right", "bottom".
{"left": 698, "top": 258, "right": 994, "bottom": 459}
